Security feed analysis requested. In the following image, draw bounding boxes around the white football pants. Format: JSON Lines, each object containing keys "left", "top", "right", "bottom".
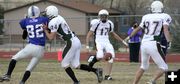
{"left": 12, "top": 44, "right": 44, "bottom": 71}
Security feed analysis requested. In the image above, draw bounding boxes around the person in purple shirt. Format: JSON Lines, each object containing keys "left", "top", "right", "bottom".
{"left": 127, "top": 22, "right": 142, "bottom": 62}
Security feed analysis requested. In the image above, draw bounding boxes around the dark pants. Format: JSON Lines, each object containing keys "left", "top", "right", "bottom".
{"left": 161, "top": 45, "right": 167, "bottom": 61}
{"left": 160, "top": 39, "right": 168, "bottom": 60}
{"left": 129, "top": 43, "right": 140, "bottom": 62}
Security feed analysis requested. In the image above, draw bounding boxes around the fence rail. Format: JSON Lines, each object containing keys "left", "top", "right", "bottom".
{"left": 0, "top": 15, "right": 179, "bottom": 52}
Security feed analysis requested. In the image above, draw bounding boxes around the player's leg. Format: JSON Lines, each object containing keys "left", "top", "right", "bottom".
{"left": 20, "top": 57, "right": 40, "bottom": 84}
{"left": 88, "top": 42, "right": 103, "bottom": 67}
{"left": 0, "top": 59, "right": 15, "bottom": 82}
{"left": 0, "top": 44, "right": 32, "bottom": 82}
{"left": 72, "top": 44, "right": 97, "bottom": 72}
{"left": 133, "top": 68, "right": 145, "bottom": 84}
{"left": 133, "top": 44, "right": 150, "bottom": 84}
{"left": 148, "top": 42, "right": 168, "bottom": 83}
{"left": 20, "top": 45, "right": 44, "bottom": 84}
{"left": 104, "top": 62, "right": 113, "bottom": 80}
{"left": 61, "top": 40, "right": 79, "bottom": 83}
{"left": 104, "top": 43, "right": 115, "bottom": 80}
{"left": 72, "top": 43, "right": 103, "bottom": 83}
{"left": 88, "top": 55, "right": 98, "bottom": 67}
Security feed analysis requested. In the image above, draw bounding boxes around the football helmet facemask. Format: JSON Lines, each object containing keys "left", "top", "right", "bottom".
{"left": 98, "top": 9, "right": 109, "bottom": 23}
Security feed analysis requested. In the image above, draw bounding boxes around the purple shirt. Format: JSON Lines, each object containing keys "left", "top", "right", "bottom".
{"left": 127, "top": 27, "right": 142, "bottom": 43}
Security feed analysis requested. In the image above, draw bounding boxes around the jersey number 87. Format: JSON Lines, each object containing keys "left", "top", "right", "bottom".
{"left": 144, "top": 20, "right": 161, "bottom": 35}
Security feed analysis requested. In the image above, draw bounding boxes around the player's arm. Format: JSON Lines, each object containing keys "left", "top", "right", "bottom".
{"left": 86, "top": 31, "right": 93, "bottom": 48}
{"left": 125, "top": 15, "right": 145, "bottom": 41}
{"left": 110, "top": 32, "right": 128, "bottom": 46}
{"left": 43, "top": 23, "right": 56, "bottom": 40}
{"left": 19, "top": 19, "right": 27, "bottom": 40}
{"left": 163, "top": 14, "right": 172, "bottom": 48}
{"left": 44, "top": 29, "right": 56, "bottom": 40}
{"left": 86, "top": 19, "right": 97, "bottom": 48}
{"left": 22, "top": 29, "right": 27, "bottom": 40}
{"left": 163, "top": 25, "right": 171, "bottom": 42}
{"left": 129, "top": 27, "right": 141, "bottom": 38}
{"left": 110, "top": 32, "right": 123, "bottom": 42}
{"left": 124, "top": 27, "right": 141, "bottom": 42}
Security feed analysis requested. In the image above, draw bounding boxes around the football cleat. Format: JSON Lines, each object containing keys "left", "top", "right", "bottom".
{"left": 19, "top": 81, "right": 25, "bottom": 84}
{"left": 74, "top": 81, "right": 80, "bottom": 84}
{"left": 104, "top": 75, "right": 113, "bottom": 80}
{"left": 95, "top": 68, "right": 103, "bottom": 83}
{"left": 88, "top": 55, "right": 95, "bottom": 63}
{"left": 0, "top": 74, "right": 11, "bottom": 82}
{"left": 147, "top": 80, "right": 156, "bottom": 84}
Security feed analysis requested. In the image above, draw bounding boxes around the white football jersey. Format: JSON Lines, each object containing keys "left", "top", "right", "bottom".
{"left": 48, "top": 15, "right": 75, "bottom": 40}
{"left": 90, "top": 19, "right": 114, "bottom": 42}
{"left": 139, "top": 13, "right": 172, "bottom": 42}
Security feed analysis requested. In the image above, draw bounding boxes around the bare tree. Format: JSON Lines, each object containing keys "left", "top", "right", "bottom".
{"left": 126, "top": 0, "right": 148, "bottom": 15}
{"left": 90, "top": 0, "right": 115, "bottom": 9}
{"left": 110, "top": 0, "right": 114, "bottom": 8}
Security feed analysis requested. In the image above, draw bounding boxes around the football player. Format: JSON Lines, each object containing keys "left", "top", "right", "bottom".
{"left": 43, "top": 5, "right": 103, "bottom": 84}
{"left": 160, "top": 14, "right": 172, "bottom": 60}
{"left": 124, "top": 1, "right": 172, "bottom": 84}
{"left": 86, "top": 9, "right": 127, "bottom": 80}
{"left": 0, "top": 6, "right": 49, "bottom": 84}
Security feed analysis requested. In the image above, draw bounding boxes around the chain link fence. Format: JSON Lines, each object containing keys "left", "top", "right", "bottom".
{"left": 0, "top": 15, "right": 179, "bottom": 53}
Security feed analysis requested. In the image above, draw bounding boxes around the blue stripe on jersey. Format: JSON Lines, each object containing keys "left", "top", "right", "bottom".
{"left": 32, "top": 6, "right": 35, "bottom": 16}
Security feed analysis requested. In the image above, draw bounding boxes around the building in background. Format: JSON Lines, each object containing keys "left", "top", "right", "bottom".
{"left": 3, "top": 0, "right": 120, "bottom": 43}
{"left": 0, "top": 0, "right": 38, "bottom": 10}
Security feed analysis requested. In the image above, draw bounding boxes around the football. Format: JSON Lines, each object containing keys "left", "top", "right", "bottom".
{"left": 104, "top": 53, "right": 112, "bottom": 61}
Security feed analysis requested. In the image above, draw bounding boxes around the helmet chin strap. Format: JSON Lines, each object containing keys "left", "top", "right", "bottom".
{"left": 151, "top": 11, "right": 163, "bottom": 13}
{"left": 49, "top": 15, "right": 57, "bottom": 20}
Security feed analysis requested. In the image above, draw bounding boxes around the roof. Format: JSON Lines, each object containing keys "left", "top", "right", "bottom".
{"left": 4, "top": 0, "right": 121, "bottom": 15}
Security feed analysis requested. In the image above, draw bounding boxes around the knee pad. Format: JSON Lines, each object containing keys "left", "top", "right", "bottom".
{"left": 71, "top": 63, "right": 80, "bottom": 69}
{"left": 61, "top": 61, "right": 70, "bottom": 68}
{"left": 12, "top": 55, "right": 19, "bottom": 61}
{"left": 140, "top": 65, "right": 149, "bottom": 71}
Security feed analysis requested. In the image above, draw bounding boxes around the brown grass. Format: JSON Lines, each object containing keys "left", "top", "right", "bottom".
{"left": 0, "top": 59, "right": 179, "bottom": 84}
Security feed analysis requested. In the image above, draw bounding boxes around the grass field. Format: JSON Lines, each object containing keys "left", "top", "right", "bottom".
{"left": 0, "top": 59, "right": 180, "bottom": 84}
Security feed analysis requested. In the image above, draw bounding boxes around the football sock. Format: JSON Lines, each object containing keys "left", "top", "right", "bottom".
{"left": 6, "top": 59, "right": 17, "bottom": 76}
{"left": 65, "top": 67, "right": 78, "bottom": 82}
{"left": 80, "top": 64, "right": 97, "bottom": 72}
{"left": 105, "top": 75, "right": 110, "bottom": 77}
{"left": 89, "top": 57, "right": 98, "bottom": 67}
{"left": 21, "top": 71, "right": 31, "bottom": 83}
